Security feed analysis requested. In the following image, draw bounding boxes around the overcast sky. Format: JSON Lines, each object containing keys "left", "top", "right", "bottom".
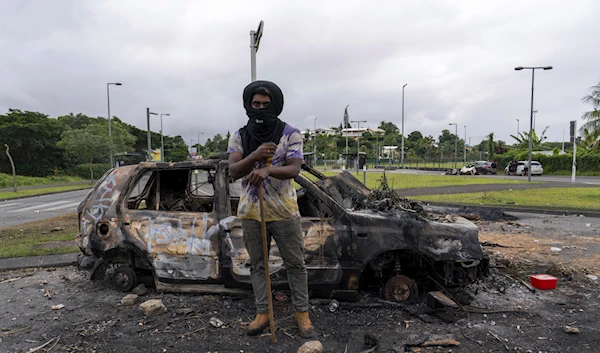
{"left": 1, "top": 0, "right": 599, "bottom": 147}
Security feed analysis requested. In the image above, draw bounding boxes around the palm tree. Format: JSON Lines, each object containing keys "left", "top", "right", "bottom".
{"left": 581, "top": 82, "right": 600, "bottom": 148}
{"left": 509, "top": 127, "right": 549, "bottom": 150}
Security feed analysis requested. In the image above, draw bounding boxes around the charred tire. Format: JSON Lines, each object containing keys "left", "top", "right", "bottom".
{"left": 383, "top": 275, "right": 418, "bottom": 303}
{"left": 113, "top": 265, "right": 137, "bottom": 292}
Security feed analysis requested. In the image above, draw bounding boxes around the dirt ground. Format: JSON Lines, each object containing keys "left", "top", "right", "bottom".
{"left": 1, "top": 210, "right": 600, "bottom": 353}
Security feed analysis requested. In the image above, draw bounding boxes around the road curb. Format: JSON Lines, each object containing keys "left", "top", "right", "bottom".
{"left": 0, "top": 186, "right": 92, "bottom": 201}
{"left": 421, "top": 201, "right": 600, "bottom": 218}
{"left": 0, "top": 253, "right": 80, "bottom": 272}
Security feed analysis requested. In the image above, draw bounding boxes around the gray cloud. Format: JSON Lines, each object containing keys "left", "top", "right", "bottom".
{"left": 1, "top": 0, "right": 599, "bottom": 148}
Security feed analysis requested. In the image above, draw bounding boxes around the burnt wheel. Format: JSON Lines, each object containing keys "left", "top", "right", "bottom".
{"left": 113, "top": 265, "right": 137, "bottom": 292}
{"left": 384, "top": 275, "right": 418, "bottom": 302}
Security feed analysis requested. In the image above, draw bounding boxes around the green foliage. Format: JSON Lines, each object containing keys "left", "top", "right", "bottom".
{"left": 57, "top": 120, "right": 135, "bottom": 180}
{"left": 0, "top": 109, "right": 66, "bottom": 176}
{"left": 0, "top": 173, "right": 81, "bottom": 188}
{"left": 378, "top": 121, "right": 399, "bottom": 135}
{"left": 510, "top": 126, "right": 549, "bottom": 150}
{"left": 487, "top": 133, "right": 495, "bottom": 159}
{"left": 64, "top": 164, "right": 111, "bottom": 180}
{"left": 581, "top": 81, "right": 600, "bottom": 149}
{"left": 494, "top": 151, "right": 600, "bottom": 173}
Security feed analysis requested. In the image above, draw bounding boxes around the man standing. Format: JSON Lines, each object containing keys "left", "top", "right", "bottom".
{"left": 227, "top": 80, "right": 315, "bottom": 338}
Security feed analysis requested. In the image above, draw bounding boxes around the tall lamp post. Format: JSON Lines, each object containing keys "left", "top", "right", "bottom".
{"left": 249, "top": 21, "right": 264, "bottom": 82}
{"left": 146, "top": 108, "right": 158, "bottom": 161}
{"left": 160, "top": 113, "right": 170, "bottom": 162}
{"left": 351, "top": 120, "right": 367, "bottom": 172}
{"left": 515, "top": 65, "right": 553, "bottom": 182}
{"left": 449, "top": 123, "right": 458, "bottom": 168}
{"left": 463, "top": 125, "right": 467, "bottom": 164}
{"left": 344, "top": 105, "right": 349, "bottom": 168}
{"left": 401, "top": 83, "right": 407, "bottom": 169}
{"left": 106, "top": 82, "right": 122, "bottom": 168}
{"left": 313, "top": 117, "right": 318, "bottom": 166}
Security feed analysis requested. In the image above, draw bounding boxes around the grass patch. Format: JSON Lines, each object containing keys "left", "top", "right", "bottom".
{"left": 315, "top": 171, "right": 534, "bottom": 190}
{"left": 0, "top": 213, "right": 79, "bottom": 259}
{"left": 413, "top": 187, "right": 600, "bottom": 212}
{"left": 0, "top": 173, "right": 82, "bottom": 188}
{"left": 0, "top": 184, "right": 92, "bottom": 200}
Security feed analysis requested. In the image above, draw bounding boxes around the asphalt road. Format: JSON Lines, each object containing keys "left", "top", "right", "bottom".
{"left": 0, "top": 188, "right": 91, "bottom": 228}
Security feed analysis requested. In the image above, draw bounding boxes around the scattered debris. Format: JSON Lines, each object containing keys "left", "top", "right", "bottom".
{"left": 427, "top": 291, "right": 459, "bottom": 309}
{"left": 50, "top": 227, "right": 65, "bottom": 232}
{"left": 175, "top": 308, "right": 194, "bottom": 316}
{"left": 121, "top": 294, "right": 139, "bottom": 306}
{"left": 297, "top": 340, "right": 323, "bottom": 353}
{"left": 0, "top": 325, "right": 31, "bottom": 337}
{"left": 132, "top": 284, "right": 147, "bottom": 296}
{"left": 421, "top": 337, "right": 460, "bottom": 347}
{"left": 27, "top": 336, "right": 60, "bottom": 353}
{"left": 457, "top": 213, "right": 481, "bottom": 221}
{"left": 363, "top": 332, "right": 379, "bottom": 348}
{"left": 139, "top": 299, "right": 167, "bottom": 316}
{"left": 44, "top": 288, "right": 51, "bottom": 299}
{"left": 51, "top": 304, "right": 64, "bottom": 310}
{"left": 274, "top": 292, "right": 288, "bottom": 302}
{"left": 564, "top": 326, "right": 580, "bottom": 334}
{"left": 550, "top": 247, "right": 562, "bottom": 252}
{"left": 586, "top": 275, "right": 598, "bottom": 281}
{"left": 488, "top": 331, "right": 509, "bottom": 351}
{"left": 209, "top": 317, "right": 224, "bottom": 328}
{"left": 328, "top": 299, "right": 339, "bottom": 312}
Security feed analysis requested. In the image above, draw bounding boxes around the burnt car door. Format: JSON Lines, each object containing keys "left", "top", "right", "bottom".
{"left": 121, "top": 166, "right": 222, "bottom": 284}
{"left": 220, "top": 165, "right": 343, "bottom": 288}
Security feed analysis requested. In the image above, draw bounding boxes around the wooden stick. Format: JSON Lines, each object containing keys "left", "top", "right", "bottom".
{"left": 259, "top": 164, "right": 276, "bottom": 344}
{"left": 488, "top": 330, "right": 509, "bottom": 351}
{"left": 28, "top": 336, "right": 60, "bottom": 353}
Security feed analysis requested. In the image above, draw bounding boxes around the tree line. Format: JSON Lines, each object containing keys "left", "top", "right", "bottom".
{"left": 0, "top": 109, "right": 189, "bottom": 178}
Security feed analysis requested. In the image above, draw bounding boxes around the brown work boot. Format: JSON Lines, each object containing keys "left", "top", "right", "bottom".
{"left": 247, "top": 313, "right": 270, "bottom": 336}
{"left": 295, "top": 311, "right": 315, "bottom": 338}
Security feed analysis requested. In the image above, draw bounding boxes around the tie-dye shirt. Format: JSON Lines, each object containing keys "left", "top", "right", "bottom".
{"left": 227, "top": 123, "right": 303, "bottom": 222}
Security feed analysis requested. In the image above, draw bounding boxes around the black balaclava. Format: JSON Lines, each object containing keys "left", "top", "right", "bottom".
{"left": 239, "top": 80, "right": 286, "bottom": 156}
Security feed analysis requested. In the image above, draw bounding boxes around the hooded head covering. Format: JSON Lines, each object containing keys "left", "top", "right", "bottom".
{"left": 239, "top": 80, "right": 286, "bottom": 156}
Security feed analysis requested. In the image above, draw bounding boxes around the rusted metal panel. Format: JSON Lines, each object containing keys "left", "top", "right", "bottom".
{"left": 78, "top": 160, "right": 488, "bottom": 294}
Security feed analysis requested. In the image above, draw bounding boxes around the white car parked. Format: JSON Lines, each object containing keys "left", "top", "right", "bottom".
{"left": 504, "top": 161, "right": 543, "bottom": 176}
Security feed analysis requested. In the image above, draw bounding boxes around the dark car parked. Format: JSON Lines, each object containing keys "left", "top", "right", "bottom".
{"left": 77, "top": 160, "right": 488, "bottom": 302}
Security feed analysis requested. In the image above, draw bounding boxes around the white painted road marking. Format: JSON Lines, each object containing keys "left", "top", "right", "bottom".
{"left": 8, "top": 200, "right": 71, "bottom": 213}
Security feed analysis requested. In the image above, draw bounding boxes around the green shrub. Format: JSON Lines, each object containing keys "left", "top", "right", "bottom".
{"left": 495, "top": 152, "right": 600, "bottom": 173}
{"left": 64, "top": 164, "right": 111, "bottom": 180}
{"left": 0, "top": 173, "right": 81, "bottom": 188}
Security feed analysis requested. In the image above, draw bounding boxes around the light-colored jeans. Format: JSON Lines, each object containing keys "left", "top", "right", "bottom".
{"left": 242, "top": 218, "right": 309, "bottom": 313}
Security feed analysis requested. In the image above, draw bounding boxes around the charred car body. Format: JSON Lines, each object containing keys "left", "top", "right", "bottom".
{"left": 77, "top": 160, "right": 488, "bottom": 302}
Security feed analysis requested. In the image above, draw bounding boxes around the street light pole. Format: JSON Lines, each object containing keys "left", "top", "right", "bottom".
{"left": 351, "top": 120, "right": 367, "bottom": 172}
{"left": 160, "top": 113, "right": 170, "bottom": 162}
{"left": 313, "top": 117, "right": 318, "bottom": 166}
{"left": 344, "top": 105, "right": 349, "bottom": 168}
{"left": 515, "top": 65, "right": 553, "bottom": 182}
{"left": 146, "top": 108, "right": 158, "bottom": 161}
{"left": 106, "top": 82, "right": 122, "bottom": 168}
{"left": 401, "top": 83, "right": 407, "bottom": 169}
{"left": 449, "top": 123, "right": 457, "bottom": 168}
{"left": 249, "top": 21, "right": 264, "bottom": 82}
{"left": 463, "top": 125, "right": 467, "bottom": 164}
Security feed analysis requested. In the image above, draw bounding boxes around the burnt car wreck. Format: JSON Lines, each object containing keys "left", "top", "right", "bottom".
{"left": 77, "top": 159, "right": 488, "bottom": 302}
